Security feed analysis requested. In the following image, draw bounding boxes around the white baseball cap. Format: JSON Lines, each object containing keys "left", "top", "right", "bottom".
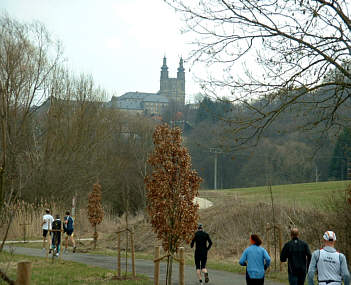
{"left": 323, "top": 231, "right": 336, "bottom": 241}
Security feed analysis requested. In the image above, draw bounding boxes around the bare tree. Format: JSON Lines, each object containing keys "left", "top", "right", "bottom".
{"left": 0, "top": 14, "right": 61, "bottom": 204}
{"left": 166, "top": 0, "right": 351, "bottom": 148}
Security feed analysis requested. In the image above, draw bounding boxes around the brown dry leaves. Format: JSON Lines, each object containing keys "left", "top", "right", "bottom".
{"left": 145, "top": 124, "right": 202, "bottom": 253}
{"left": 88, "top": 182, "right": 104, "bottom": 226}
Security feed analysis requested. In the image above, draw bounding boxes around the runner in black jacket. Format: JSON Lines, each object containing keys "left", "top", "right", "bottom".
{"left": 280, "top": 228, "right": 312, "bottom": 285}
{"left": 191, "top": 223, "right": 212, "bottom": 283}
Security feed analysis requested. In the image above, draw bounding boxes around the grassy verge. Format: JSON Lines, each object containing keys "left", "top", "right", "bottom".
{"left": 200, "top": 180, "right": 349, "bottom": 207}
{"left": 0, "top": 251, "right": 152, "bottom": 285}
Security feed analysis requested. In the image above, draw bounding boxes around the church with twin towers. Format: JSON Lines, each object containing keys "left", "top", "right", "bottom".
{"left": 109, "top": 57, "right": 186, "bottom": 115}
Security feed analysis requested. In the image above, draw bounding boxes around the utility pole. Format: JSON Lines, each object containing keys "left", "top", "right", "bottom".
{"left": 209, "top": 148, "right": 223, "bottom": 190}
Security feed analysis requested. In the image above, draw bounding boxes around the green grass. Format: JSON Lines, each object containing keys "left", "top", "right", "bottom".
{"left": 200, "top": 180, "right": 349, "bottom": 207}
{"left": 0, "top": 251, "right": 152, "bottom": 285}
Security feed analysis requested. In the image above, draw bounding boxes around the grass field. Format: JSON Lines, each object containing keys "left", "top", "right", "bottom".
{"left": 0, "top": 251, "right": 152, "bottom": 285}
{"left": 200, "top": 180, "right": 350, "bottom": 207}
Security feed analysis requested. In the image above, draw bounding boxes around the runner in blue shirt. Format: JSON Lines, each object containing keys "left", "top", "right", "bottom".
{"left": 63, "top": 211, "right": 76, "bottom": 253}
{"left": 239, "top": 234, "right": 271, "bottom": 285}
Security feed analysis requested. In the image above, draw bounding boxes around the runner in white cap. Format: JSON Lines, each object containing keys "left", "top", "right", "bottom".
{"left": 307, "top": 231, "right": 350, "bottom": 285}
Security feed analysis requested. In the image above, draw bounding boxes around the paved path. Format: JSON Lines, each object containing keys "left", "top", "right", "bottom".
{"left": 4, "top": 246, "right": 285, "bottom": 285}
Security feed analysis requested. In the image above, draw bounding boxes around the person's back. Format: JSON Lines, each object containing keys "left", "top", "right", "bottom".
{"left": 317, "top": 247, "right": 343, "bottom": 282}
{"left": 51, "top": 215, "right": 62, "bottom": 256}
{"left": 64, "top": 215, "right": 74, "bottom": 231}
{"left": 52, "top": 218, "right": 61, "bottom": 242}
{"left": 281, "top": 228, "right": 311, "bottom": 285}
{"left": 191, "top": 224, "right": 212, "bottom": 284}
{"left": 282, "top": 238, "right": 310, "bottom": 272}
{"left": 191, "top": 230, "right": 212, "bottom": 253}
{"left": 42, "top": 213, "right": 54, "bottom": 230}
{"left": 307, "top": 231, "right": 350, "bottom": 285}
{"left": 241, "top": 244, "right": 270, "bottom": 278}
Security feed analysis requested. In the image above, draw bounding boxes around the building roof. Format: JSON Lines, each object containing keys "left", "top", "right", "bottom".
{"left": 117, "top": 92, "right": 156, "bottom": 100}
{"left": 143, "top": 94, "right": 168, "bottom": 103}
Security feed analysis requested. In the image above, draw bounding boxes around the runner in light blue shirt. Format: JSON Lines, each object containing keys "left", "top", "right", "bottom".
{"left": 239, "top": 234, "right": 271, "bottom": 285}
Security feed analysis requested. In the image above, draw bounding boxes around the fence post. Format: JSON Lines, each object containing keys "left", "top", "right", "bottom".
{"left": 179, "top": 247, "right": 185, "bottom": 285}
{"left": 266, "top": 223, "right": 270, "bottom": 256}
{"left": 117, "top": 231, "right": 121, "bottom": 277}
{"left": 131, "top": 230, "right": 136, "bottom": 278}
{"left": 154, "top": 246, "right": 160, "bottom": 285}
{"left": 16, "top": 262, "right": 31, "bottom": 285}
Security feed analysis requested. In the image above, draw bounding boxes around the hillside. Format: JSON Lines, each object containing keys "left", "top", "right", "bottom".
{"left": 200, "top": 180, "right": 350, "bottom": 207}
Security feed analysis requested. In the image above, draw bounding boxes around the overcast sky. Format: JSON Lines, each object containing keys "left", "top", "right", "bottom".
{"left": 1, "top": 0, "right": 201, "bottom": 102}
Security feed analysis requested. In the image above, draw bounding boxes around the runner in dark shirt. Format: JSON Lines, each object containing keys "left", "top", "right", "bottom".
{"left": 191, "top": 223, "right": 213, "bottom": 283}
{"left": 280, "top": 228, "right": 311, "bottom": 285}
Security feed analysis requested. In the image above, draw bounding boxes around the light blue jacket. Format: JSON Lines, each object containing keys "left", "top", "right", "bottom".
{"left": 239, "top": 245, "right": 271, "bottom": 279}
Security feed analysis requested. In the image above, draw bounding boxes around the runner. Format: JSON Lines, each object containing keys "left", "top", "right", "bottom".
{"left": 280, "top": 228, "right": 311, "bottom": 285}
{"left": 239, "top": 234, "right": 271, "bottom": 285}
{"left": 50, "top": 214, "right": 62, "bottom": 256}
{"left": 42, "top": 209, "right": 53, "bottom": 250}
{"left": 64, "top": 210, "right": 76, "bottom": 253}
{"left": 191, "top": 223, "right": 213, "bottom": 283}
{"left": 307, "top": 231, "right": 350, "bottom": 285}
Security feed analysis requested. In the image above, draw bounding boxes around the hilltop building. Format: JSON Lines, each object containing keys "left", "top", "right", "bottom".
{"left": 109, "top": 57, "right": 185, "bottom": 115}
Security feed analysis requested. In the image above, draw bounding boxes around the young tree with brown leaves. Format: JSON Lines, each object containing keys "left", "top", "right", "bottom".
{"left": 88, "top": 182, "right": 104, "bottom": 249}
{"left": 145, "top": 124, "right": 202, "bottom": 285}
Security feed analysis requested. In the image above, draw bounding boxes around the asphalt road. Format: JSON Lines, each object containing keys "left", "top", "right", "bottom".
{"left": 4, "top": 246, "right": 285, "bottom": 285}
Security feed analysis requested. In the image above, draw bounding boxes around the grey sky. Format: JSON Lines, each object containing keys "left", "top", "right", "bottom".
{"left": 1, "top": 0, "right": 200, "bottom": 102}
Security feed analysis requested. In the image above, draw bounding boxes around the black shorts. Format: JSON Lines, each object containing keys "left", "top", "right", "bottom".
{"left": 43, "top": 229, "right": 49, "bottom": 237}
{"left": 195, "top": 252, "right": 207, "bottom": 269}
{"left": 65, "top": 229, "right": 74, "bottom": 236}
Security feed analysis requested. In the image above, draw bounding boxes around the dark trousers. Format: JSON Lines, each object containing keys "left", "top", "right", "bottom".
{"left": 288, "top": 272, "right": 306, "bottom": 285}
{"left": 246, "top": 271, "right": 264, "bottom": 285}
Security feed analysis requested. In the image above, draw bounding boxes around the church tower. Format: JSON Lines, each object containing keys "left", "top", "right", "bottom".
{"left": 159, "top": 57, "right": 185, "bottom": 105}
{"left": 176, "top": 57, "right": 185, "bottom": 105}
{"left": 160, "top": 56, "right": 169, "bottom": 93}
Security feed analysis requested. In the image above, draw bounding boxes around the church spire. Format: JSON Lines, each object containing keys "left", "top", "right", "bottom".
{"left": 161, "top": 56, "right": 169, "bottom": 79}
{"left": 177, "top": 57, "right": 185, "bottom": 79}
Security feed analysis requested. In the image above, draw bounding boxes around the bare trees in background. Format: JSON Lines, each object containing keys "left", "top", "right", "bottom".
{"left": 0, "top": 14, "right": 62, "bottom": 206}
{"left": 166, "top": 0, "right": 351, "bottom": 148}
{"left": 0, "top": 13, "right": 155, "bottom": 217}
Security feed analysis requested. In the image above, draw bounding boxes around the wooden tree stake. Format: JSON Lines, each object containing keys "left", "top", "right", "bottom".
{"left": 117, "top": 232, "right": 121, "bottom": 277}
{"left": 131, "top": 230, "right": 136, "bottom": 278}
{"left": 154, "top": 246, "right": 160, "bottom": 285}
{"left": 16, "top": 262, "right": 31, "bottom": 285}
{"left": 179, "top": 247, "right": 185, "bottom": 285}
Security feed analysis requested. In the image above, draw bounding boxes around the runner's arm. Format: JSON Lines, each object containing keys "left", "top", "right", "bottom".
{"left": 207, "top": 234, "right": 212, "bottom": 251}
{"left": 340, "top": 253, "right": 350, "bottom": 285}
{"left": 305, "top": 243, "right": 312, "bottom": 269}
{"left": 263, "top": 248, "right": 271, "bottom": 269}
{"left": 307, "top": 250, "right": 318, "bottom": 285}
{"left": 190, "top": 236, "right": 195, "bottom": 248}
{"left": 280, "top": 242, "right": 288, "bottom": 262}
{"left": 239, "top": 249, "right": 248, "bottom": 266}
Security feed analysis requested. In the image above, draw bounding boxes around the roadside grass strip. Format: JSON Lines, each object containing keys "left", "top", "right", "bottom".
{"left": 0, "top": 251, "right": 152, "bottom": 285}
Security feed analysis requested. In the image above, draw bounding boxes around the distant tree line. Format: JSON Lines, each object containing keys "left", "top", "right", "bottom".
{"left": 174, "top": 93, "right": 351, "bottom": 189}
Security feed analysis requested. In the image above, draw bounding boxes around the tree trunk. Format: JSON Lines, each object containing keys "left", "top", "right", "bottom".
{"left": 94, "top": 224, "right": 97, "bottom": 249}
{"left": 166, "top": 255, "right": 173, "bottom": 285}
{"left": 0, "top": 213, "right": 13, "bottom": 252}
